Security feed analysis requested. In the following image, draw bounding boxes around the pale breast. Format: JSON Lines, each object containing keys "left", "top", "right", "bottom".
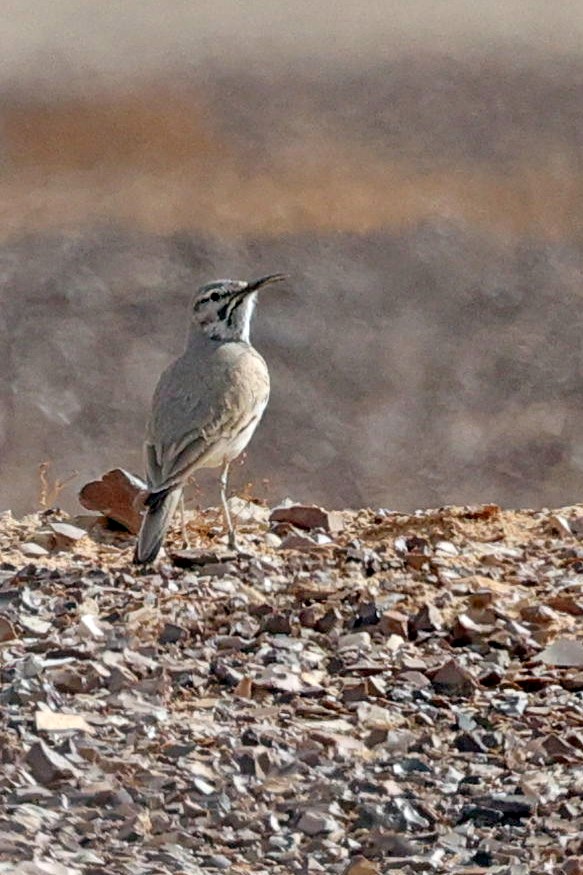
{"left": 202, "top": 345, "right": 270, "bottom": 467}
{"left": 147, "top": 338, "right": 271, "bottom": 479}
{"left": 211, "top": 395, "right": 269, "bottom": 466}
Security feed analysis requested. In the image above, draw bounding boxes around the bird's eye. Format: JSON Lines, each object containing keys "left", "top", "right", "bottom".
{"left": 210, "top": 291, "right": 220, "bottom": 302}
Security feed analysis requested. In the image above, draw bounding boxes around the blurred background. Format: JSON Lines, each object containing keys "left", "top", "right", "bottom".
{"left": 3, "top": 1, "right": 583, "bottom": 515}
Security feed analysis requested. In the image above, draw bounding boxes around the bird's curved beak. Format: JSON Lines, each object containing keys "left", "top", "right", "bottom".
{"left": 246, "top": 273, "right": 288, "bottom": 293}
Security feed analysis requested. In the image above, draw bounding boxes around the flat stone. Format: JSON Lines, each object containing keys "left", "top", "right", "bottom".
{"left": 297, "top": 810, "right": 341, "bottom": 835}
{"left": 279, "top": 533, "right": 320, "bottom": 550}
{"left": 270, "top": 503, "right": 344, "bottom": 533}
{"left": 205, "top": 856, "right": 231, "bottom": 870}
{"left": 170, "top": 548, "right": 237, "bottom": 568}
{"left": 398, "top": 670, "right": 431, "bottom": 688}
{"left": 255, "top": 666, "right": 304, "bottom": 693}
{"left": 26, "top": 740, "right": 80, "bottom": 785}
{"left": 474, "top": 794, "right": 533, "bottom": 819}
{"left": 338, "top": 631, "right": 372, "bottom": 651}
{"left": 78, "top": 614, "right": 105, "bottom": 641}
{"left": 345, "top": 859, "right": 380, "bottom": 875}
{"left": 19, "top": 615, "right": 52, "bottom": 636}
{"left": 35, "top": 710, "right": 94, "bottom": 734}
{"left": 49, "top": 521, "right": 88, "bottom": 543}
{"left": 10, "top": 785, "right": 54, "bottom": 803}
{"left": 538, "top": 637, "right": 583, "bottom": 668}
{"left": 20, "top": 542, "right": 49, "bottom": 557}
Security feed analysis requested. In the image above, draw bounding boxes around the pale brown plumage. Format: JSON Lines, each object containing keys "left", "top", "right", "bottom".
{"left": 134, "top": 274, "right": 285, "bottom": 564}
{"left": 145, "top": 342, "right": 270, "bottom": 492}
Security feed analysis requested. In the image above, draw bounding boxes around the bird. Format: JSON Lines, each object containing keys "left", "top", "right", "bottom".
{"left": 133, "top": 273, "right": 286, "bottom": 564}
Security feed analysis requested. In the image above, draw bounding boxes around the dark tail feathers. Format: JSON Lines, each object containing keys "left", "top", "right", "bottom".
{"left": 133, "top": 486, "right": 182, "bottom": 565}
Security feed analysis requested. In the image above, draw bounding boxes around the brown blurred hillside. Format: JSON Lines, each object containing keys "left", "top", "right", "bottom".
{"left": 3, "top": 57, "right": 583, "bottom": 240}
{"left": 3, "top": 7, "right": 583, "bottom": 514}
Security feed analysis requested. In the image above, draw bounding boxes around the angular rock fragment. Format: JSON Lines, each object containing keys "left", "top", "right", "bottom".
{"left": 344, "top": 858, "right": 379, "bottom": 875}
{"left": 353, "top": 601, "right": 380, "bottom": 628}
{"left": 547, "top": 594, "right": 583, "bottom": 616}
{"left": 77, "top": 614, "right": 105, "bottom": 641}
{"left": 79, "top": 468, "right": 147, "bottom": 533}
{"left": 227, "top": 495, "right": 270, "bottom": 524}
{"left": 34, "top": 710, "right": 93, "bottom": 734}
{"left": 279, "top": 532, "right": 328, "bottom": 550}
{"left": 411, "top": 604, "right": 442, "bottom": 634}
{"left": 18, "top": 615, "right": 51, "bottom": 636}
{"left": 548, "top": 514, "right": 573, "bottom": 537}
{"left": 398, "top": 669, "right": 431, "bottom": 688}
{"left": 535, "top": 733, "right": 580, "bottom": 764}
{"left": 20, "top": 542, "right": 50, "bottom": 558}
{"left": 562, "top": 671, "right": 583, "bottom": 691}
{"left": 260, "top": 611, "right": 293, "bottom": 634}
{"left": 49, "top": 521, "right": 88, "bottom": 548}
{"left": 338, "top": 631, "right": 371, "bottom": 652}
{"left": 474, "top": 794, "right": 534, "bottom": 820}
{"left": 450, "top": 611, "right": 495, "bottom": 645}
{"left": 158, "top": 622, "right": 188, "bottom": 644}
{"left": 170, "top": 548, "right": 237, "bottom": 568}
{"left": 434, "top": 539, "right": 459, "bottom": 556}
{"left": 26, "top": 740, "right": 80, "bottom": 785}
{"left": 378, "top": 610, "right": 409, "bottom": 638}
{"left": 45, "top": 666, "right": 86, "bottom": 694}
{"left": 233, "top": 676, "right": 254, "bottom": 698}
{"left": 455, "top": 731, "right": 489, "bottom": 753}
{"left": 538, "top": 638, "right": 583, "bottom": 667}
{"left": 315, "top": 608, "right": 341, "bottom": 633}
{"left": 519, "top": 603, "right": 558, "bottom": 624}
{"left": 297, "top": 810, "right": 341, "bottom": 835}
{"left": 270, "top": 503, "right": 344, "bottom": 533}
{"left": 0, "top": 615, "right": 16, "bottom": 641}
{"left": 255, "top": 666, "right": 304, "bottom": 693}
{"left": 431, "top": 659, "right": 477, "bottom": 697}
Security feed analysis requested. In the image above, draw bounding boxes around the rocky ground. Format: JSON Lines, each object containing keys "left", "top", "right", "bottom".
{"left": 1, "top": 496, "right": 583, "bottom": 875}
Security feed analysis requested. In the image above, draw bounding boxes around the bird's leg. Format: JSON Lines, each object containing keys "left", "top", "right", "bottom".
{"left": 220, "top": 460, "right": 237, "bottom": 550}
{"left": 180, "top": 493, "right": 190, "bottom": 548}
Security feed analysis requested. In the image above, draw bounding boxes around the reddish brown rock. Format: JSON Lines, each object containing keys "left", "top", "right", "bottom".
{"left": 431, "top": 659, "right": 477, "bottom": 697}
{"left": 378, "top": 610, "right": 409, "bottom": 638}
{"left": 269, "top": 503, "right": 345, "bottom": 533}
{"left": 79, "top": 468, "right": 147, "bottom": 534}
{"left": 411, "top": 604, "right": 442, "bottom": 634}
{"left": 0, "top": 615, "right": 16, "bottom": 642}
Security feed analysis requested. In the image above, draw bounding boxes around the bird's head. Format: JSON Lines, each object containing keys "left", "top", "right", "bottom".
{"left": 191, "top": 274, "right": 287, "bottom": 342}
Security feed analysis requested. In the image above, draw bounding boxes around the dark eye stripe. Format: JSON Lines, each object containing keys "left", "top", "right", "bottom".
{"left": 215, "top": 291, "right": 247, "bottom": 323}
{"left": 193, "top": 289, "right": 231, "bottom": 311}
{"left": 226, "top": 295, "right": 246, "bottom": 325}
